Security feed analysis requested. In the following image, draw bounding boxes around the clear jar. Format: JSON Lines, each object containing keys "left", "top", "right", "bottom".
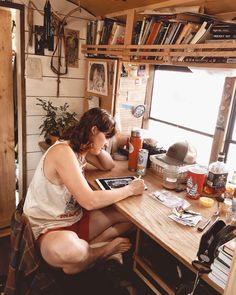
{"left": 162, "top": 166, "right": 179, "bottom": 190}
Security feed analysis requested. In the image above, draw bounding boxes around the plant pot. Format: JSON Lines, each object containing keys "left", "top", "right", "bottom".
{"left": 45, "top": 134, "right": 59, "bottom": 145}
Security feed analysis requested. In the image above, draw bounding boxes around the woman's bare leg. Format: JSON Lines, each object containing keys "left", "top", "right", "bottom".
{"left": 40, "top": 230, "right": 131, "bottom": 274}
{"left": 89, "top": 206, "right": 134, "bottom": 244}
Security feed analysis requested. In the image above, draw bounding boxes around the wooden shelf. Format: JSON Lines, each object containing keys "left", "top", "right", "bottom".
{"left": 82, "top": 42, "right": 236, "bottom": 68}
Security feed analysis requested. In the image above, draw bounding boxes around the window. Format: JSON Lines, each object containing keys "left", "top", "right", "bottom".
{"left": 148, "top": 67, "right": 236, "bottom": 169}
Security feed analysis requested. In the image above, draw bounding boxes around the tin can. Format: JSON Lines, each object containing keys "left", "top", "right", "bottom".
{"left": 136, "top": 149, "right": 149, "bottom": 176}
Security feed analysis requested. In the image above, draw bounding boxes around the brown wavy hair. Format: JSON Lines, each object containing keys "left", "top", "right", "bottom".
{"left": 60, "top": 107, "right": 116, "bottom": 153}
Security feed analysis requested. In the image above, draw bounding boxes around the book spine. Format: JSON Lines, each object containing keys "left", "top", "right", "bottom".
{"left": 212, "top": 33, "right": 236, "bottom": 39}
{"left": 211, "top": 28, "right": 236, "bottom": 33}
{"left": 183, "top": 56, "right": 227, "bottom": 63}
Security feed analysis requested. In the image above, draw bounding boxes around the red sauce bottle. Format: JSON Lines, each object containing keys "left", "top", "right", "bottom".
{"left": 128, "top": 129, "right": 142, "bottom": 171}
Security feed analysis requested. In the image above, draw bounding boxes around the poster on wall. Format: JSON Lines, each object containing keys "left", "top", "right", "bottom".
{"left": 65, "top": 29, "right": 79, "bottom": 68}
{"left": 87, "top": 60, "right": 108, "bottom": 96}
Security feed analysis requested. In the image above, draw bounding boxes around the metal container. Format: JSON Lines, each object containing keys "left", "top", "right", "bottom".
{"left": 128, "top": 129, "right": 142, "bottom": 171}
{"left": 136, "top": 149, "right": 149, "bottom": 176}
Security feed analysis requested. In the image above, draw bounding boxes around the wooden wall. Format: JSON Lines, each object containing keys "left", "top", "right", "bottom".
{"left": 15, "top": 0, "right": 94, "bottom": 186}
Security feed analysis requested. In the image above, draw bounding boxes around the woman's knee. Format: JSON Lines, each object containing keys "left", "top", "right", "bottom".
{"left": 40, "top": 231, "right": 89, "bottom": 267}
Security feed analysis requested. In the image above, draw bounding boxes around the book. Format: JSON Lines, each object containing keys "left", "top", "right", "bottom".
{"left": 108, "top": 23, "right": 125, "bottom": 45}
{"left": 213, "top": 257, "right": 230, "bottom": 274}
{"left": 163, "top": 22, "right": 179, "bottom": 44}
{"left": 96, "top": 176, "right": 136, "bottom": 190}
{"left": 222, "top": 238, "right": 236, "bottom": 257}
{"left": 133, "top": 20, "right": 143, "bottom": 44}
{"left": 145, "top": 21, "right": 162, "bottom": 45}
{"left": 95, "top": 20, "right": 104, "bottom": 45}
{"left": 180, "top": 23, "right": 200, "bottom": 43}
{"left": 174, "top": 22, "right": 199, "bottom": 44}
{"left": 212, "top": 33, "right": 236, "bottom": 39}
{"left": 138, "top": 17, "right": 147, "bottom": 45}
{"left": 218, "top": 247, "right": 233, "bottom": 267}
{"left": 211, "top": 263, "right": 229, "bottom": 282}
{"left": 208, "top": 272, "right": 226, "bottom": 289}
{"left": 189, "top": 21, "right": 209, "bottom": 44}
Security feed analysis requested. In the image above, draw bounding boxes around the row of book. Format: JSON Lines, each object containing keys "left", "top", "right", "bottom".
{"left": 133, "top": 14, "right": 236, "bottom": 47}
{"left": 208, "top": 238, "right": 235, "bottom": 289}
{"left": 86, "top": 15, "right": 236, "bottom": 47}
{"left": 86, "top": 18, "right": 125, "bottom": 45}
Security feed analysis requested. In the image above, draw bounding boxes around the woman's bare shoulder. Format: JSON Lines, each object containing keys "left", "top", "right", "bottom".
{"left": 47, "top": 141, "right": 73, "bottom": 158}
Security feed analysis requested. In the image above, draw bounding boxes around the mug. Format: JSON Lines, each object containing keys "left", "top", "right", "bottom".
{"left": 186, "top": 167, "right": 207, "bottom": 199}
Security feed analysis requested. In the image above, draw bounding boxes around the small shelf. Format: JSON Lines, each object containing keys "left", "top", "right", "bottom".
{"left": 82, "top": 42, "right": 236, "bottom": 68}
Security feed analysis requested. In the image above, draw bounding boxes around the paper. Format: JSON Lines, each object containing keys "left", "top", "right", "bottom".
{"left": 151, "top": 190, "right": 190, "bottom": 209}
{"left": 26, "top": 57, "right": 42, "bottom": 79}
{"left": 88, "top": 96, "right": 100, "bottom": 109}
{"left": 169, "top": 207, "right": 202, "bottom": 226}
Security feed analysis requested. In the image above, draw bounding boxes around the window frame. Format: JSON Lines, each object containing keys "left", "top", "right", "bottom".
{"left": 145, "top": 65, "right": 236, "bottom": 166}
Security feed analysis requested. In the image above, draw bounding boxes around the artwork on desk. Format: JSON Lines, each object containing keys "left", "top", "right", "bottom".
{"left": 96, "top": 176, "right": 136, "bottom": 190}
{"left": 87, "top": 60, "right": 108, "bottom": 96}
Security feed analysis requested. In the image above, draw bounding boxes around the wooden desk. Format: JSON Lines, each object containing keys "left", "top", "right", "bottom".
{"left": 85, "top": 161, "right": 223, "bottom": 295}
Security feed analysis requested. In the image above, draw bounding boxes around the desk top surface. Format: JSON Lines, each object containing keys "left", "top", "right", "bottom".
{"left": 85, "top": 161, "right": 223, "bottom": 293}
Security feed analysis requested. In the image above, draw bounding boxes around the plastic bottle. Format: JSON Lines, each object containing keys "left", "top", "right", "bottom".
{"left": 128, "top": 129, "right": 142, "bottom": 171}
{"left": 203, "top": 152, "right": 228, "bottom": 197}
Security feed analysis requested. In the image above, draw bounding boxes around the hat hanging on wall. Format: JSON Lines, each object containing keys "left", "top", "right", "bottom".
{"left": 132, "top": 104, "right": 145, "bottom": 118}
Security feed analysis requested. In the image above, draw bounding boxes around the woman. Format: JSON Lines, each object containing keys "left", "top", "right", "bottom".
{"left": 23, "top": 107, "right": 145, "bottom": 275}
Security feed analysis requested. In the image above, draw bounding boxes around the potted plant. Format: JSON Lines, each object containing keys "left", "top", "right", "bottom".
{"left": 36, "top": 98, "right": 77, "bottom": 145}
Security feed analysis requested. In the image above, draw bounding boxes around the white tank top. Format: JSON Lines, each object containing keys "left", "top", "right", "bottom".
{"left": 23, "top": 141, "right": 83, "bottom": 239}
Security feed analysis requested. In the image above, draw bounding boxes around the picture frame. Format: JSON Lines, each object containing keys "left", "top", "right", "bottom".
{"left": 87, "top": 60, "right": 108, "bottom": 96}
{"left": 65, "top": 29, "right": 79, "bottom": 68}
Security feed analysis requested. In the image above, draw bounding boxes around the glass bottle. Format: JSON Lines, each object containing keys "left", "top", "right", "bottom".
{"left": 225, "top": 171, "right": 236, "bottom": 198}
{"left": 203, "top": 152, "right": 228, "bottom": 197}
{"left": 128, "top": 129, "right": 142, "bottom": 171}
{"left": 226, "top": 191, "right": 236, "bottom": 224}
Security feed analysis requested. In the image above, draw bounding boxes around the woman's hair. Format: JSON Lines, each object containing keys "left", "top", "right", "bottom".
{"left": 61, "top": 108, "right": 116, "bottom": 153}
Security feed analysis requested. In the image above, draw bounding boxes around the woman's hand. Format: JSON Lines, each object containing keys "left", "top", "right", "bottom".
{"left": 128, "top": 178, "right": 145, "bottom": 196}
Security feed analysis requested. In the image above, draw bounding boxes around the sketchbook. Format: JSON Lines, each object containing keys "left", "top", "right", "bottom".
{"left": 95, "top": 176, "right": 136, "bottom": 190}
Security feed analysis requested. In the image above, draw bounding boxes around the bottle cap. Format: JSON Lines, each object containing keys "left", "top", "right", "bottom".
{"left": 131, "top": 129, "right": 141, "bottom": 137}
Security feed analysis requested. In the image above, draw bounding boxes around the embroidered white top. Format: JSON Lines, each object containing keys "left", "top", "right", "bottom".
{"left": 23, "top": 141, "right": 84, "bottom": 239}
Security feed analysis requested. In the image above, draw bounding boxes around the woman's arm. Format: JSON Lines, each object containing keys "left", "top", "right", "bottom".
{"left": 50, "top": 145, "right": 144, "bottom": 210}
{"left": 86, "top": 149, "right": 115, "bottom": 170}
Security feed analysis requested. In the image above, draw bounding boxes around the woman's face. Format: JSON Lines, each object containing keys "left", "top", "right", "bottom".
{"left": 90, "top": 128, "right": 108, "bottom": 155}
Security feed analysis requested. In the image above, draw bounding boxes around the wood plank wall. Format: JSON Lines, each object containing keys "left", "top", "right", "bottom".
{"left": 15, "top": 0, "right": 95, "bottom": 187}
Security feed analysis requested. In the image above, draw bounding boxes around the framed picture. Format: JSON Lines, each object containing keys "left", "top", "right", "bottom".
{"left": 87, "top": 60, "right": 108, "bottom": 96}
{"left": 65, "top": 29, "right": 79, "bottom": 68}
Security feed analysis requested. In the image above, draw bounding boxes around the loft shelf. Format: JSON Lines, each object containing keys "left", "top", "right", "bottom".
{"left": 82, "top": 43, "right": 236, "bottom": 68}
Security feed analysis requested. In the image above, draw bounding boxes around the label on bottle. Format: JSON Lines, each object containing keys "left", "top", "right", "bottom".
{"left": 206, "top": 172, "right": 228, "bottom": 189}
{"left": 129, "top": 142, "right": 134, "bottom": 154}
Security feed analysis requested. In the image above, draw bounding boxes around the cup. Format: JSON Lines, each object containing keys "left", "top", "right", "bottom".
{"left": 186, "top": 167, "right": 207, "bottom": 199}
{"left": 162, "top": 166, "right": 179, "bottom": 190}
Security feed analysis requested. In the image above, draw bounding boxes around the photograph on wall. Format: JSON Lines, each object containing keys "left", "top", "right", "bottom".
{"left": 65, "top": 29, "right": 79, "bottom": 68}
{"left": 87, "top": 60, "right": 108, "bottom": 96}
{"left": 34, "top": 25, "right": 45, "bottom": 55}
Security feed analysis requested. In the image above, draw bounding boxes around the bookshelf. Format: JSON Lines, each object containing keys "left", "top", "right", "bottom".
{"left": 82, "top": 8, "right": 236, "bottom": 68}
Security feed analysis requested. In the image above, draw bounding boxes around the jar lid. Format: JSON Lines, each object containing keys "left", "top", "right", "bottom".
{"left": 131, "top": 129, "right": 141, "bottom": 137}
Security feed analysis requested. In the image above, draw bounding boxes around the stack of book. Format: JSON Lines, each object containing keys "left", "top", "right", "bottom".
{"left": 206, "top": 23, "right": 236, "bottom": 43}
{"left": 208, "top": 238, "right": 235, "bottom": 289}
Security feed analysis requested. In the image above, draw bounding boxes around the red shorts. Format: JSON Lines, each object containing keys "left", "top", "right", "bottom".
{"left": 37, "top": 210, "right": 90, "bottom": 246}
